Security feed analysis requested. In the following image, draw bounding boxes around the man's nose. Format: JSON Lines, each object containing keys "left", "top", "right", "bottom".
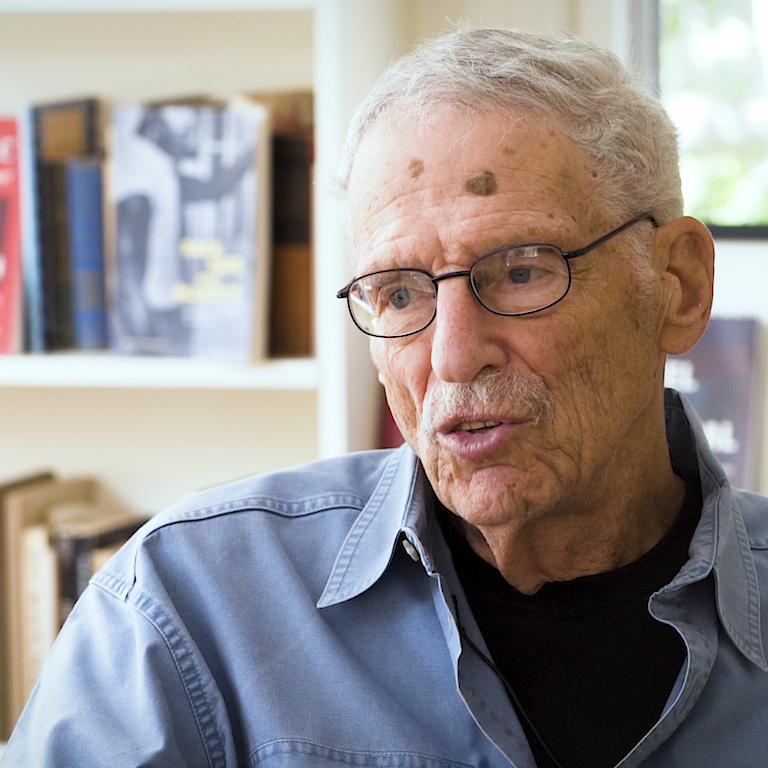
{"left": 429, "top": 277, "right": 509, "bottom": 383}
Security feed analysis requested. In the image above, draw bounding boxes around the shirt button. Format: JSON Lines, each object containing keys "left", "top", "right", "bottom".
{"left": 402, "top": 538, "right": 421, "bottom": 563}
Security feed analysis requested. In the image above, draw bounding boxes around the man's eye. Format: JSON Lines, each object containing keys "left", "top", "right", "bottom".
{"left": 388, "top": 287, "right": 411, "bottom": 309}
{"left": 509, "top": 267, "right": 532, "bottom": 284}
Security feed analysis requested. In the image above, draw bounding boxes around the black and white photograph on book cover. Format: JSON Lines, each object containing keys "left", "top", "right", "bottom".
{"left": 109, "top": 101, "right": 270, "bottom": 363}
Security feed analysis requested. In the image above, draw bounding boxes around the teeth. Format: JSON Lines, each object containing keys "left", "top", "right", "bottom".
{"left": 457, "top": 420, "right": 502, "bottom": 433}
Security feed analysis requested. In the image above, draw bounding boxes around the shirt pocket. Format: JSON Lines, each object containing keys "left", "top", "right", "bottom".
{"left": 245, "top": 740, "right": 476, "bottom": 768}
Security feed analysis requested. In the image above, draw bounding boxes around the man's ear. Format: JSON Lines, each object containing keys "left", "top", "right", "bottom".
{"left": 656, "top": 216, "right": 715, "bottom": 355}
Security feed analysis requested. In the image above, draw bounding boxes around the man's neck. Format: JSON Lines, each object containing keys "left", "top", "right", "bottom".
{"left": 453, "top": 452, "right": 686, "bottom": 595}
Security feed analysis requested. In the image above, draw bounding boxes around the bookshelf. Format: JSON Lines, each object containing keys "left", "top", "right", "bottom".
{"left": 0, "top": 354, "right": 318, "bottom": 390}
{"left": 0, "top": 0, "right": 618, "bottom": 513}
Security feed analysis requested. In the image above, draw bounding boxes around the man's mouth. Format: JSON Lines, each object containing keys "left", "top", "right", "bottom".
{"left": 454, "top": 420, "right": 504, "bottom": 434}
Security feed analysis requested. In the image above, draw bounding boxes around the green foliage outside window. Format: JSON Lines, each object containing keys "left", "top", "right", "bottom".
{"left": 659, "top": 0, "right": 768, "bottom": 227}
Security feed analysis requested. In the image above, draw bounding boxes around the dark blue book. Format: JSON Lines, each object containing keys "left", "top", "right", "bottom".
{"left": 23, "top": 98, "right": 102, "bottom": 351}
{"left": 64, "top": 157, "right": 107, "bottom": 349}
{"left": 666, "top": 317, "right": 762, "bottom": 490}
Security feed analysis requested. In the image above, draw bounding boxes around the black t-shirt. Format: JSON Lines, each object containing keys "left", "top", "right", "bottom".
{"left": 437, "top": 470, "right": 702, "bottom": 768}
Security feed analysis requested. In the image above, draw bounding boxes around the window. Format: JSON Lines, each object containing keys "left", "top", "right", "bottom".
{"left": 658, "top": 0, "right": 768, "bottom": 236}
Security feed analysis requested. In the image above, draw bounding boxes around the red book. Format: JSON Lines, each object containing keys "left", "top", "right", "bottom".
{"left": 379, "top": 394, "right": 405, "bottom": 449}
{"left": 0, "top": 118, "right": 22, "bottom": 353}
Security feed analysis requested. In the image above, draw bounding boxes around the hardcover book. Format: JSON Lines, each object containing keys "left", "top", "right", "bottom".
{"left": 1, "top": 475, "right": 143, "bottom": 732}
{"left": 23, "top": 98, "right": 103, "bottom": 351}
{"left": 108, "top": 101, "right": 271, "bottom": 362}
{"left": 64, "top": 156, "right": 108, "bottom": 349}
{"left": 48, "top": 498, "right": 146, "bottom": 626}
{"left": 0, "top": 117, "right": 22, "bottom": 354}
{"left": 0, "top": 472, "right": 55, "bottom": 741}
{"left": 665, "top": 317, "right": 763, "bottom": 490}
{"left": 246, "top": 90, "right": 314, "bottom": 358}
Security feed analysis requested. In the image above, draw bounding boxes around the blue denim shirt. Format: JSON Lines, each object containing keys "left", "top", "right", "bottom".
{"left": 3, "top": 390, "right": 768, "bottom": 767}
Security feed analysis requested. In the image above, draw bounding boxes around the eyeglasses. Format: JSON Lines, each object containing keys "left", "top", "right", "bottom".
{"left": 336, "top": 213, "right": 658, "bottom": 338}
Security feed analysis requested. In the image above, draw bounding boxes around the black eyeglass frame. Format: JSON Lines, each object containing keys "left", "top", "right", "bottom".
{"left": 336, "top": 212, "right": 659, "bottom": 338}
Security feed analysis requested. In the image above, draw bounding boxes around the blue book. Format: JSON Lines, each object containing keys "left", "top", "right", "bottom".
{"left": 64, "top": 157, "right": 107, "bottom": 349}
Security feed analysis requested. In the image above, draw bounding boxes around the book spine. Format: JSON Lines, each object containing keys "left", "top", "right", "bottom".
{"left": 0, "top": 118, "right": 22, "bottom": 354}
{"left": 46, "top": 162, "right": 75, "bottom": 349}
{"left": 31, "top": 98, "right": 102, "bottom": 351}
{"left": 19, "top": 107, "right": 44, "bottom": 352}
{"left": 268, "top": 133, "right": 313, "bottom": 358}
{"left": 53, "top": 518, "right": 144, "bottom": 625}
{"left": 19, "top": 525, "right": 58, "bottom": 708}
{"left": 65, "top": 158, "right": 108, "bottom": 349}
{"left": 33, "top": 125, "right": 67, "bottom": 351}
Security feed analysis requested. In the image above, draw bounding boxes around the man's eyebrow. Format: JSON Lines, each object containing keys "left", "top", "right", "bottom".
{"left": 464, "top": 171, "right": 497, "bottom": 195}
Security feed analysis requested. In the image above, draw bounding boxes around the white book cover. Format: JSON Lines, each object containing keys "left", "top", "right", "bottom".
{"left": 107, "top": 101, "right": 271, "bottom": 362}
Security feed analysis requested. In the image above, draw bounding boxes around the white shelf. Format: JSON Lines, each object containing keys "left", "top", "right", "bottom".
{"left": 0, "top": 354, "right": 318, "bottom": 390}
{"left": 0, "top": 0, "right": 404, "bottom": 458}
{"left": 0, "top": 0, "right": 314, "bottom": 11}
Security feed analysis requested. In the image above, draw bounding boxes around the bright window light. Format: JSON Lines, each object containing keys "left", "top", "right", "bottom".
{"left": 659, "top": 0, "right": 768, "bottom": 228}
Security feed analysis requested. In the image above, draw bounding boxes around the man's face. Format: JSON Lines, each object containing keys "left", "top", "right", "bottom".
{"left": 347, "top": 108, "right": 667, "bottom": 532}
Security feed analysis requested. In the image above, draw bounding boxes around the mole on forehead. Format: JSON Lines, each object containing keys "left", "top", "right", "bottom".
{"left": 464, "top": 171, "right": 497, "bottom": 196}
{"left": 409, "top": 158, "right": 424, "bottom": 178}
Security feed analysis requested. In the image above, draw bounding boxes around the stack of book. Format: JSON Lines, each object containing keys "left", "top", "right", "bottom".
{"left": 1, "top": 90, "right": 313, "bottom": 362}
{"left": 0, "top": 472, "right": 148, "bottom": 739}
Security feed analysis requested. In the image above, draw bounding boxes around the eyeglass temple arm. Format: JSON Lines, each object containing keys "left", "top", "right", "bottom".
{"left": 562, "top": 213, "right": 659, "bottom": 260}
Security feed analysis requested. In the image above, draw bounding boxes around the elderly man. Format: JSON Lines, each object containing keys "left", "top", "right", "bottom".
{"left": 4, "top": 27, "right": 767, "bottom": 768}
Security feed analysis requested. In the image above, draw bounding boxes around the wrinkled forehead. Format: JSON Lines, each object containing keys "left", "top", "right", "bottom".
{"left": 346, "top": 107, "right": 604, "bottom": 258}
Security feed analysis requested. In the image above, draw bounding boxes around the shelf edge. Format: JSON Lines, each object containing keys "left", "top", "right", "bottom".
{"left": 0, "top": 355, "right": 319, "bottom": 390}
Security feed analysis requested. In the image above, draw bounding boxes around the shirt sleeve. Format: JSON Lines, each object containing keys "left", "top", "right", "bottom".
{"left": 1, "top": 580, "right": 235, "bottom": 768}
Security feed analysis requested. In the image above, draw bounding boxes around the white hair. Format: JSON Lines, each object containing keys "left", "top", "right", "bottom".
{"left": 335, "top": 27, "right": 683, "bottom": 231}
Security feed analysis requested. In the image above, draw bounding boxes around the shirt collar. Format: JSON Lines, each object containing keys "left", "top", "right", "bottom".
{"left": 665, "top": 389, "right": 767, "bottom": 670}
{"left": 318, "top": 390, "right": 768, "bottom": 671}
{"left": 316, "top": 445, "right": 426, "bottom": 608}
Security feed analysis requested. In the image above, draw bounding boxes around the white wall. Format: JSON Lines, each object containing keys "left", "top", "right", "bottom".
{"left": 710, "top": 238, "right": 768, "bottom": 493}
{"left": 0, "top": 11, "right": 314, "bottom": 111}
{"left": 0, "top": 388, "right": 318, "bottom": 513}
{"left": 410, "top": 0, "right": 613, "bottom": 46}
{"left": 711, "top": 239, "right": 768, "bottom": 322}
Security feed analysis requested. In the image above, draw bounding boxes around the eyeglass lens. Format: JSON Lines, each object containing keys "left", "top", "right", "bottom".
{"left": 347, "top": 245, "right": 570, "bottom": 337}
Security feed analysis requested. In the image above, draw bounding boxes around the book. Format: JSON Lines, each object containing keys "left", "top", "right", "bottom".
{"left": 64, "top": 157, "right": 108, "bottom": 349}
{"left": 107, "top": 100, "right": 271, "bottom": 362}
{"left": 24, "top": 98, "right": 103, "bottom": 351}
{"left": 18, "top": 523, "right": 58, "bottom": 712}
{"left": 18, "top": 107, "right": 42, "bottom": 353}
{"left": 48, "top": 499, "right": 146, "bottom": 625}
{"left": 665, "top": 317, "right": 763, "bottom": 490}
{"left": 379, "top": 392, "right": 405, "bottom": 449}
{"left": 0, "top": 117, "right": 23, "bottom": 354}
{"left": 0, "top": 471, "right": 56, "bottom": 740}
{"left": 1, "top": 475, "right": 142, "bottom": 732}
{"left": 269, "top": 243, "right": 313, "bottom": 357}
{"left": 246, "top": 90, "right": 314, "bottom": 358}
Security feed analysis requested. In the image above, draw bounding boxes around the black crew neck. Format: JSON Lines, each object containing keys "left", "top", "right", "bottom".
{"left": 437, "top": 467, "right": 703, "bottom": 768}
{"left": 438, "top": 467, "right": 702, "bottom": 612}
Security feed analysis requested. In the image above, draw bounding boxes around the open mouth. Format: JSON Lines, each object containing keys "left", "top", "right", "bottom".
{"left": 454, "top": 420, "right": 504, "bottom": 434}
